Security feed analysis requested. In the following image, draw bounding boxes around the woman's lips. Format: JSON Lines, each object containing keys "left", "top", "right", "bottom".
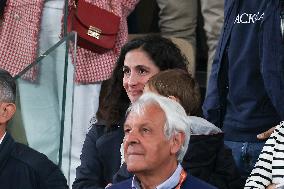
{"left": 127, "top": 90, "right": 142, "bottom": 96}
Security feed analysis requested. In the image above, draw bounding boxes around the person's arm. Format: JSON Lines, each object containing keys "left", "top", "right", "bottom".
{"left": 266, "top": 184, "right": 276, "bottom": 189}
{"left": 44, "top": 166, "right": 69, "bottom": 189}
{"left": 202, "top": 0, "right": 236, "bottom": 128}
{"left": 72, "top": 126, "right": 105, "bottom": 189}
{"left": 257, "top": 126, "right": 276, "bottom": 140}
{"left": 15, "top": 142, "right": 69, "bottom": 189}
{"left": 202, "top": 49, "right": 223, "bottom": 127}
{"left": 244, "top": 130, "right": 278, "bottom": 189}
{"left": 260, "top": 1, "right": 284, "bottom": 128}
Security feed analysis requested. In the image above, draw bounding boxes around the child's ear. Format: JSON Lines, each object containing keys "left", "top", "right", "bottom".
{"left": 143, "top": 84, "right": 150, "bottom": 93}
{"left": 168, "top": 96, "right": 180, "bottom": 103}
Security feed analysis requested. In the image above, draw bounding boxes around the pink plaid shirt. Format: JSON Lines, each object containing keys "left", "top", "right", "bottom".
{"left": 0, "top": 0, "right": 139, "bottom": 83}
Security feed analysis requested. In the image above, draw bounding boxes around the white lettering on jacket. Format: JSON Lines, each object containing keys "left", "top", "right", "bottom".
{"left": 234, "top": 12, "right": 264, "bottom": 24}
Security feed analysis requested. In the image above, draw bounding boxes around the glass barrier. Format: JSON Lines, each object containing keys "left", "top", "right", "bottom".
{"left": 8, "top": 31, "right": 77, "bottom": 185}
{"left": 2, "top": 1, "right": 80, "bottom": 186}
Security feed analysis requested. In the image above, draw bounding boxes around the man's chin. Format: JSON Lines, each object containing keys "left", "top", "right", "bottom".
{"left": 126, "top": 163, "right": 145, "bottom": 173}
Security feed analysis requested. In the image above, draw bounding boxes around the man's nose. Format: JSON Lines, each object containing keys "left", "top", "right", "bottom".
{"left": 125, "top": 130, "right": 139, "bottom": 145}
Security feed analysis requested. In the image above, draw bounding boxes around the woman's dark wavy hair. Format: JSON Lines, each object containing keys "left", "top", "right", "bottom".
{"left": 96, "top": 35, "right": 189, "bottom": 127}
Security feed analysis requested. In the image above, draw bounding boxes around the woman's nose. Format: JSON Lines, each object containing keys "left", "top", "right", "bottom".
{"left": 128, "top": 73, "right": 139, "bottom": 86}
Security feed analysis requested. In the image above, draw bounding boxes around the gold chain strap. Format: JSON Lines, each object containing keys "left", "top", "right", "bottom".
{"left": 71, "top": 0, "right": 77, "bottom": 8}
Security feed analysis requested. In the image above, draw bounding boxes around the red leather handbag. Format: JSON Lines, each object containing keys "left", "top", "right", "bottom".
{"left": 67, "top": 0, "right": 120, "bottom": 53}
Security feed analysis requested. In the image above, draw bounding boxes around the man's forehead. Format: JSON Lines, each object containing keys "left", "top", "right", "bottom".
{"left": 124, "top": 104, "right": 166, "bottom": 125}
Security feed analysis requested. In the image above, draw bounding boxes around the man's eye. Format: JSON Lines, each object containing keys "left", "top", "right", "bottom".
{"left": 142, "top": 128, "right": 150, "bottom": 133}
{"left": 124, "top": 128, "right": 131, "bottom": 134}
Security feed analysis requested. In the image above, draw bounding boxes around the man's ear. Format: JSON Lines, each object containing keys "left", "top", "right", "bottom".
{"left": 170, "top": 132, "right": 185, "bottom": 155}
{"left": 0, "top": 103, "right": 16, "bottom": 124}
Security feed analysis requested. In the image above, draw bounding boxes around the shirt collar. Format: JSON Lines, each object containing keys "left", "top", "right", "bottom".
{"left": 131, "top": 164, "right": 183, "bottom": 189}
{"left": 0, "top": 132, "right": 6, "bottom": 144}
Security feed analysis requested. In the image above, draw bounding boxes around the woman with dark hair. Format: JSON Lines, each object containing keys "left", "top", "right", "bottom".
{"left": 72, "top": 35, "right": 188, "bottom": 189}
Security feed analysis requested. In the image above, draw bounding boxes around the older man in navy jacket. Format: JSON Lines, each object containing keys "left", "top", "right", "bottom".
{"left": 0, "top": 69, "right": 68, "bottom": 189}
{"left": 109, "top": 93, "right": 216, "bottom": 189}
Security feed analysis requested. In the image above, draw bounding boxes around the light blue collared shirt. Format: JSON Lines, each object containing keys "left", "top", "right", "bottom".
{"left": 0, "top": 132, "right": 6, "bottom": 144}
{"left": 132, "top": 164, "right": 183, "bottom": 189}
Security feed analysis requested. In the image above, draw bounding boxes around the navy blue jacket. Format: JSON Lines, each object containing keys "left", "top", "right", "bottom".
{"left": 108, "top": 175, "right": 217, "bottom": 189}
{"left": 73, "top": 123, "right": 124, "bottom": 189}
{"left": 74, "top": 122, "right": 242, "bottom": 189}
{"left": 113, "top": 133, "right": 243, "bottom": 189}
{"left": 203, "top": 0, "right": 284, "bottom": 142}
{"left": 0, "top": 133, "right": 68, "bottom": 189}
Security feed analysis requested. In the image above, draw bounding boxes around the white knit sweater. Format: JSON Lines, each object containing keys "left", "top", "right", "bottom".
{"left": 244, "top": 121, "right": 284, "bottom": 189}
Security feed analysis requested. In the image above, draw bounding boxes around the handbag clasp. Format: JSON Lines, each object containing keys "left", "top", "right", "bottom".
{"left": 87, "top": 26, "right": 101, "bottom": 39}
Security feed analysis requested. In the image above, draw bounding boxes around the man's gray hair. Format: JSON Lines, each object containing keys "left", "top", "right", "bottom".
{"left": 126, "top": 92, "right": 190, "bottom": 162}
{"left": 0, "top": 69, "right": 16, "bottom": 103}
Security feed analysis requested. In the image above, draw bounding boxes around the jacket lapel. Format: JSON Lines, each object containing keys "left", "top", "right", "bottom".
{"left": 0, "top": 133, "right": 15, "bottom": 175}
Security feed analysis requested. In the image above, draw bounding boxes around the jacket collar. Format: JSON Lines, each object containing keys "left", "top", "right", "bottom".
{"left": 0, "top": 132, "right": 6, "bottom": 144}
{"left": 0, "top": 133, "right": 15, "bottom": 174}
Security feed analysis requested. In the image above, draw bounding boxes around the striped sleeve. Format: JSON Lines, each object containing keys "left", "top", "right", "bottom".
{"left": 244, "top": 121, "right": 284, "bottom": 189}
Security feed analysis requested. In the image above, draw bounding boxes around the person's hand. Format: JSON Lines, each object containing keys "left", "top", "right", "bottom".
{"left": 266, "top": 184, "right": 276, "bottom": 189}
{"left": 257, "top": 126, "right": 276, "bottom": 140}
